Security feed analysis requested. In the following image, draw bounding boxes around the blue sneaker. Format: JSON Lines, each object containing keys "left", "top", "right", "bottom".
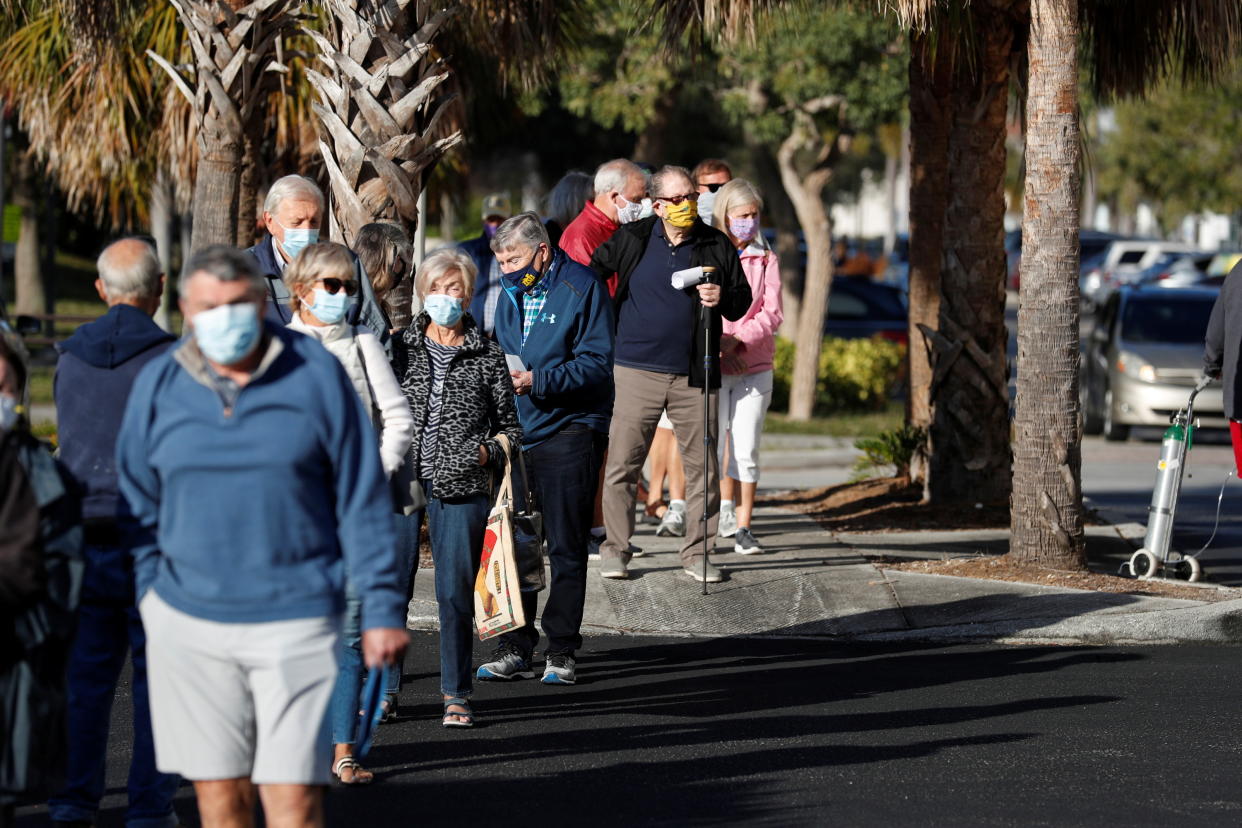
{"left": 476, "top": 642, "right": 535, "bottom": 680}
{"left": 541, "top": 653, "right": 577, "bottom": 685}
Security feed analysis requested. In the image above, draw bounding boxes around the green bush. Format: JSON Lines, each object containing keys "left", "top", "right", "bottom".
{"left": 852, "top": 424, "right": 926, "bottom": 480}
{"left": 771, "top": 335, "right": 905, "bottom": 415}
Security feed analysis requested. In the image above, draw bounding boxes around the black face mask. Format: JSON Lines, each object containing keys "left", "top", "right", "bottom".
{"left": 502, "top": 247, "right": 547, "bottom": 294}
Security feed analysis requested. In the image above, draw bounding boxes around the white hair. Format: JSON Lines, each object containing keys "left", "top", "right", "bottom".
{"left": 594, "top": 158, "right": 644, "bottom": 197}
{"left": 263, "top": 174, "right": 324, "bottom": 216}
{"left": 490, "top": 212, "right": 550, "bottom": 255}
{"left": 97, "top": 238, "right": 162, "bottom": 300}
{"left": 650, "top": 165, "right": 693, "bottom": 199}
{"left": 416, "top": 247, "right": 478, "bottom": 301}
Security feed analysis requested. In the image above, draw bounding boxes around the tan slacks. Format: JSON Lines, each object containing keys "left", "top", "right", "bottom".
{"left": 601, "top": 364, "right": 719, "bottom": 566}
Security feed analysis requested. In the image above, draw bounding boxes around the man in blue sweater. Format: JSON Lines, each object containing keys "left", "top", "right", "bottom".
{"left": 477, "top": 212, "right": 614, "bottom": 686}
{"left": 50, "top": 238, "right": 179, "bottom": 828}
{"left": 116, "top": 246, "right": 407, "bottom": 827}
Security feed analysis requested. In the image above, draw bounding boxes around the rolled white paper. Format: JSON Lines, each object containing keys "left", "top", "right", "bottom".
{"left": 671, "top": 266, "right": 706, "bottom": 290}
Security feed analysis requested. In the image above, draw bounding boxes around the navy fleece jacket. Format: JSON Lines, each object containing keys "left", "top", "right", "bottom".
{"left": 495, "top": 250, "right": 615, "bottom": 447}
{"left": 116, "top": 323, "right": 404, "bottom": 629}
{"left": 54, "top": 304, "right": 176, "bottom": 523}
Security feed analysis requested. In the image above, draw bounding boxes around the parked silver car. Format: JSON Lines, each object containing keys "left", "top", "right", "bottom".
{"left": 1082, "top": 286, "right": 1224, "bottom": 441}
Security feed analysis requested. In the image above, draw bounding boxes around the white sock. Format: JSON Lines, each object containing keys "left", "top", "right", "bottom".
{"left": 720, "top": 500, "right": 735, "bottom": 511}
{"left": 669, "top": 499, "right": 687, "bottom": 511}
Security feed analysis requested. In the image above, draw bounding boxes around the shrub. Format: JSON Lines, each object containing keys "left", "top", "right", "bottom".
{"left": 771, "top": 335, "right": 905, "bottom": 415}
{"left": 852, "top": 424, "right": 926, "bottom": 480}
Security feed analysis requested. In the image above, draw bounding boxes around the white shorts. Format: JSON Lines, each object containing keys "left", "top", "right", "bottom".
{"left": 140, "top": 591, "right": 341, "bottom": 785}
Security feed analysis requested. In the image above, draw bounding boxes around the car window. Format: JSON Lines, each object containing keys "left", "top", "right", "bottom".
{"left": 828, "top": 291, "right": 870, "bottom": 320}
{"left": 1118, "top": 297, "right": 1215, "bottom": 344}
{"left": 1117, "top": 250, "right": 1145, "bottom": 265}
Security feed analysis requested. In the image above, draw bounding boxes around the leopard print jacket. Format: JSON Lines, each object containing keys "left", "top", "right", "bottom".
{"left": 401, "top": 312, "right": 522, "bottom": 500}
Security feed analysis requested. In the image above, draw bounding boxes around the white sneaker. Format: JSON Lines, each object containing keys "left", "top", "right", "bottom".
{"left": 656, "top": 503, "right": 687, "bottom": 537}
{"left": 718, "top": 506, "right": 738, "bottom": 538}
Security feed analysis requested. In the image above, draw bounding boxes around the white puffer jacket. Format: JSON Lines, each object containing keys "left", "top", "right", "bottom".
{"left": 289, "top": 317, "right": 413, "bottom": 478}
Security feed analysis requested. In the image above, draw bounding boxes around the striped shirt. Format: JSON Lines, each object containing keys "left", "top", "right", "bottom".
{"left": 419, "top": 338, "right": 459, "bottom": 480}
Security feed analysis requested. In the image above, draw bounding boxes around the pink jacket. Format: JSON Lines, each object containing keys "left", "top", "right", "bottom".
{"left": 722, "top": 244, "right": 783, "bottom": 374}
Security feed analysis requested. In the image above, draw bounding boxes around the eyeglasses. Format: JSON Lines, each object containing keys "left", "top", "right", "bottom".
{"left": 318, "top": 277, "right": 359, "bottom": 296}
{"left": 699, "top": 182, "right": 725, "bottom": 193}
{"left": 656, "top": 192, "right": 698, "bottom": 205}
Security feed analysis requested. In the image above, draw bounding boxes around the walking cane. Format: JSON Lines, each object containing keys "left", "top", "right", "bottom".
{"left": 700, "top": 266, "right": 718, "bottom": 595}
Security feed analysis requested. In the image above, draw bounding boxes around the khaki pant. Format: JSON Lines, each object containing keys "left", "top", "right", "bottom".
{"left": 601, "top": 365, "right": 719, "bottom": 566}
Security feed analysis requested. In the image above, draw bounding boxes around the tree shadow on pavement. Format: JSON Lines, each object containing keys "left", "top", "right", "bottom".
{"left": 317, "top": 636, "right": 1136, "bottom": 827}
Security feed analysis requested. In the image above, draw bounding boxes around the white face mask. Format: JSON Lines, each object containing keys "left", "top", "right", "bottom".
{"left": 615, "top": 194, "right": 644, "bottom": 224}
{"left": 697, "top": 190, "right": 718, "bottom": 225}
{"left": 638, "top": 198, "right": 655, "bottom": 220}
{"left": 0, "top": 394, "right": 19, "bottom": 432}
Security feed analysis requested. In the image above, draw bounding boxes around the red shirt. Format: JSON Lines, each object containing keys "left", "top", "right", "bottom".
{"left": 559, "top": 201, "right": 620, "bottom": 295}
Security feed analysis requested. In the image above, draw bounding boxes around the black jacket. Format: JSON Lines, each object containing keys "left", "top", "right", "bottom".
{"left": 589, "top": 216, "right": 752, "bottom": 389}
{"left": 401, "top": 312, "right": 522, "bottom": 500}
{"left": 1204, "top": 259, "right": 1242, "bottom": 419}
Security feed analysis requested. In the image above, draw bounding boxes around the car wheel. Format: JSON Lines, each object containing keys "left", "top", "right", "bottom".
{"left": 1103, "top": 388, "right": 1130, "bottom": 442}
{"left": 1081, "top": 374, "right": 1103, "bottom": 436}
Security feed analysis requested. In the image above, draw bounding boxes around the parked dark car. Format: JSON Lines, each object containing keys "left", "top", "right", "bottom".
{"left": 1082, "top": 285, "right": 1223, "bottom": 441}
{"left": 824, "top": 277, "right": 907, "bottom": 344}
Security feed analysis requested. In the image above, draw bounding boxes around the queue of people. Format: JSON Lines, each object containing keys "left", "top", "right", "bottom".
{"left": 1, "top": 157, "right": 785, "bottom": 826}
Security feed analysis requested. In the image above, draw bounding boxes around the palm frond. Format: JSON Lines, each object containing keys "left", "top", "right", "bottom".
{"left": 1083, "top": 0, "right": 1242, "bottom": 98}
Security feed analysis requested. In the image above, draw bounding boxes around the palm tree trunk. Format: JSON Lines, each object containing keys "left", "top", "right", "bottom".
{"left": 1011, "top": 0, "right": 1085, "bottom": 568}
{"left": 906, "top": 30, "right": 953, "bottom": 490}
{"left": 926, "top": 2, "right": 1015, "bottom": 504}
{"left": 12, "top": 149, "right": 43, "bottom": 316}
{"left": 190, "top": 123, "right": 241, "bottom": 251}
{"left": 235, "top": 126, "right": 261, "bottom": 248}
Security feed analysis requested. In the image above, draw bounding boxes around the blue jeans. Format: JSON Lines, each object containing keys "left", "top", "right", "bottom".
{"left": 389, "top": 509, "right": 422, "bottom": 696}
{"left": 422, "top": 481, "right": 489, "bottom": 697}
{"left": 49, "top": 545, "right": 179, "bottom": 828}
{"left": 503, "top": 425, "right": 607, "bottom": 657}
{"left": 330, "top": 511, "right": 420, "bottom": 744}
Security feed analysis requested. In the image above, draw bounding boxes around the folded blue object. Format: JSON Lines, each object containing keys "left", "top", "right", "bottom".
{"left": 356, "top": 666, "right": 386, "bottom": 759}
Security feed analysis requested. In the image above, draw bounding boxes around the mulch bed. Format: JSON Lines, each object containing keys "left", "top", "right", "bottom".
{"left": 762, "top": 476, "right": 1236, "bottom": 602}
{"left": 758, "top": 476, "right": 1013, "bottom": 532}
{"left": 884, "top": 554, "right": 1238, "bottom": 603}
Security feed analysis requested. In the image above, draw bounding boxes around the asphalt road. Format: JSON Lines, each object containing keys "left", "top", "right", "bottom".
{"left": 16, "top": 633, "right": 1242, "bottom": 827}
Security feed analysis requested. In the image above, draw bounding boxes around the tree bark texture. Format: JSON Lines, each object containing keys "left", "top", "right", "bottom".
{"left": 306, "top": 1, "right": 463, "bottom": 247}
{"left": 905, "top": 31, "right": 953, "bottom": 489}
{"left": 926, "top": 3, "right": 1015, "bottom": 503}
{"left": 779, "top": 116, "right": 839, "bottom": 422}
{"left": 1011, "top": 0, "right": 1085, "bottom": 569}
{"left": 12, "top": 150, "right": 44, "bottom": 317}
{"left": 151, "top": 0, "right": 299, "bottom": 252}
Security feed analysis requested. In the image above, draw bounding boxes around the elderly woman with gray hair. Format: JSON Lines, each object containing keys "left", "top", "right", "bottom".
{"left": 283, "top": 242, "right": 414, "bottom": 784}
{"left": 402, "top": 247, "right": 521, "bottom": 728}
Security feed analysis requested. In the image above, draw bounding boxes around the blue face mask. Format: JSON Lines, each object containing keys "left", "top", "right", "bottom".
{"left": 424, "top": 293, "right": 464, "bottom": 327}
{"left": 502, "top": 246, "right": 547, "bottom": 294}
{"left": 193, "top": 303, "right": 261, "bottom": 366}
{"left": 307, "top": 287, "right": 352, "bottom": 325}
{"left": 277, "top": 222, "right": 319, "bottom": 259}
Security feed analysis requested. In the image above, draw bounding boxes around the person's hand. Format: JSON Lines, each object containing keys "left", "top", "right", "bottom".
{"left": 720, "top": 335, "right": 741, "bottom": 354}
{"left": 362, "top": 627, "right": 409, "bottom": 668}
{"left": 478, "top": 444, "right": 489, "bottom": 466}
{"left": 697, "top": 283, "right": 721, "bottom": 307}
{"left": 511, "top": 370, "right": 534, "bottom": 396}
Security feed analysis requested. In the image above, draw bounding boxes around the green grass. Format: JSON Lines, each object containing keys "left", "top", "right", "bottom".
{"left": 764, "top": 400, "right": 905, "bottom": 439}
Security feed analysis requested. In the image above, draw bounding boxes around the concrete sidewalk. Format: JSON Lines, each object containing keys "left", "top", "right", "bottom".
{"left": 408, "top": 504, "right": 1242, "bottom": 645}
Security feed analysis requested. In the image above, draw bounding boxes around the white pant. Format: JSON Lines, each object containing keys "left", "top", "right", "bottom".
{"left": 718, "top": 370, "right": 773, "bottom": 484}
{"left": 140, "top": 591, "right": 341, "bottom": 785}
